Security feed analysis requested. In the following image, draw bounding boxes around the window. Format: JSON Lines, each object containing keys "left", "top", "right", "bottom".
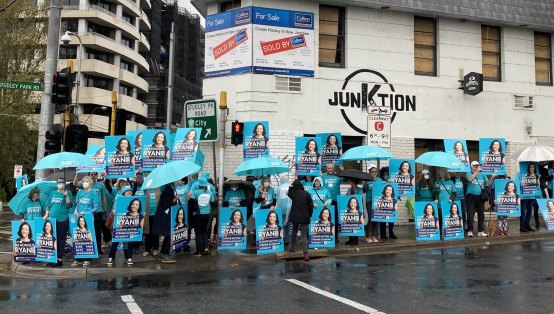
{"left": 59, "top": 46, "right": 77, "bottom": 59}
{"left": 535, "top": 32, "right": 552, "bottom": 85}
{"left": 121, "top": 36, "right": 134, "bottom": 49}
{"left": 88, "top": 22, "right": 112, "bottom": 38}
{"left": 482, "top": 25, "right": 501, "bottom": 81}
{"left": 86, "top": 48, "right": 112, "bottom": 63}
{"left": 120, "top": 60, "right": 134, "bottom": 72}
{"left": 220, "top": 1, "right": 240, "bottom": 12}
{"left": 414, "top": 17, "right": 436, "bottom": 76}
{"left": 122, "top": 12, "right": 135, "bottom": 25}
{"left": 62, "top": 19, "right": 78, "bottom": 32}
{"left": 319, "top": 5, "right": 345, "bottom": 68}
{"left": 84, "top": 75, "right": 110, "bottom": 89}
{"left": 120, "top": 84, "right": 132, "bottom": 96}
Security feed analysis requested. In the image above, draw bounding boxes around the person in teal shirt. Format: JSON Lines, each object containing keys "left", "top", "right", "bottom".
{"left": 45, "top": 178, "right": 73, "bottom": 266}
{"left": 466, "top": 161, "right": 495, "bottom": 237}
{"left": 141, "top": 187, "right": 160, "bottom": 257}
{"left": 191, "top": 178, "right": 215, "bottom": 256}
{"left": 310, "top": 177, "right": 332, "bottom": 208}
{"left": 19, "top": 188, "right": 46, "bottom": 222}
{"left": 416, "top": 169, "right": 434, "bottom": 201}
{"left": 434, "top": 168, "right": 456, "bottom": 204}
{"left": 321, "top": 163, "right": 341, "bottom": 203}
{"left": 223, "top": 181, "right": 246, "bottom": 208}
{"left": 344, "top": 178, "right": 364, "bottom": 245}
{"left": 364, "top": 165, "right": 382, "bottom": 243}
{"left": 450, "top": 173, "right": 468, "bottom": 232}
{"left": 254, "top": 177, "right": 276, "bottom": 211}
{"left": 73, "top": 175, "right": 102, "bottom": 262}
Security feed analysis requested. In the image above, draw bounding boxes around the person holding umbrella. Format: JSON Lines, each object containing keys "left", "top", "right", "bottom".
{"left": 153, "top": 183, "right": 178, "bottom": 263}
{"left": 364, "top": 165, "right": 382, "bottom": 243}
{"left": 44, "top": 178, "right": 73, "bottom": 267}
{"left": 73, "top": 176, "right": 101, "bottom": 266}
{"left": 416, "top": 169, "right": 435, "bottom": 202}
{"left": 345, "top": 178, "right": 364, "bottom": 245}
{"left": 19, "top": 188, "right": 45, "bottom": 222}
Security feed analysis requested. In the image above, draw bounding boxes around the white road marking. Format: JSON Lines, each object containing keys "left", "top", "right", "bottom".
{"left": 121, "top": 295, "right": 144, "bottom": 314}
{"left": 286, "top": 279, "right": 384, "bottom": 313}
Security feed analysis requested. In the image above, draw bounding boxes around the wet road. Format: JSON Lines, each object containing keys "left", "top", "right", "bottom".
{"left": 1, "top": 240, "right": 554, "bottom": 313}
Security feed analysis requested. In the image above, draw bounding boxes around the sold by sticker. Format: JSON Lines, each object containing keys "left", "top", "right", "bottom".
{"left": 213, "top": 29, "right": 248, "bottom": 60}
{"left": 260, "top": 34, "right": 306, "bottom": 56}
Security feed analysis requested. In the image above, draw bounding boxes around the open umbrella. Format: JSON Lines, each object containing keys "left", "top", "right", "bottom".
{"left": 415, "top": 151, "right": 463, "bottom": 169}
{"left": 340, "top": 145, "right": 393, "bottom": 161}
{"left": 335, "top": 169, "right": 371, "bottom": 181}
{"left": 8, "top": 180, "right": 57, "bottom": 215}
{"left": 234, "top": 157, "right": 290, "bottom": 177}
{"left": 141, "top": 160, "right": 201, "bottom": 190}
{"left": 510, "top": 144, "right": 554, "bottom": 162}
{"left": 33, "top": 152, "right": 95, "bottom": 170}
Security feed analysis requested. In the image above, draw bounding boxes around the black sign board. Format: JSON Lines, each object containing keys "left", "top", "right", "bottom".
{"left": 463, "top": 72, "right": 483, "bottom": 96}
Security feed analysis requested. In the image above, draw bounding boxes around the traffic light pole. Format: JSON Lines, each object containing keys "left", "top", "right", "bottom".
{"left": 36, "top": 0, "right": 62, "bottom": 179}
{"left": 217, "top": 92, "right": 228, "bottom": 213}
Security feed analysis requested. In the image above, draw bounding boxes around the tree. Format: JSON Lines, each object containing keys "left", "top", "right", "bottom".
{"left": 0, "top": 0, "right": 47, "bottom": 201}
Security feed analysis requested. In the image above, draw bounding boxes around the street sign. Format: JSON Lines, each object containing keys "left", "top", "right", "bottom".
{"left": 367, "top": 106, "right": 391, "bottom": 116}
{"left": 13, "top": 165, "right": 22, "bottom": 178}
{"left": 184, "top": 99, "right": 218, "bottom": 142}
{"left": 367, "top": 115, "right": 391, "bottom": 148}
{"left": 0, "top": 81, "right": 42, "bottom": 91}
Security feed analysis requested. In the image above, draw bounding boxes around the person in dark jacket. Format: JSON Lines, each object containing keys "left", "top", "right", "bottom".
{"left": 153, "top": 183, "right": 178, "bottom": 263}
{"left": 287, "top": 179, "right": 314, "bottom": 261}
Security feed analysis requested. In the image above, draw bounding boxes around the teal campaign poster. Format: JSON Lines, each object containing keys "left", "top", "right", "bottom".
{"left": 112, "top": 196, "right": 145, "bottom": 242}
{"left": 69, "top": 213, "right": 98, "bottom": 259}
{"left": 479, "top": 138, "right": 506, "bottom": 175}
{"left": 243, "top": 121, "right": 270, "bottom": 159}
{"left": 494, "top": 179, "right": 521, "bottom": 217}
{"left": 77, "top": 145, "right": 105, "bottom": 173}
{"left": 16, "top": 174, "right": 28, "bottom": 191}
{"left": 316, "top": 132, "right": 342, "bottom": 166}
{"left": 219, "top": 207, "right": 247, "bottom": 250}
{"left": 295, "top": 136, "right": 321, "bottom": 176}
{"left": 34, "top": 218, "right": 57, "bottom": 263}
{"left": 415, "top": 202, "right": 441, "bottom": 241}
{"left": 12, "top": 220, "right": 36, "bottom": 263}
{"left": 142, "top": 130, "right": 171, "bottom": 171}
{"left": 441, "top": 201, "right": 464, "bottom": 240}
{"left": 537, "top": 199, "right": 554, "bottom": 231}
{"left": 371, "top": 182, "right": 399, "bottom": 223}
{"left": 309, "top": 205, "right": 335, "bottom": 248}
{"left": 255, "top": 208, "right": 284, "bottom": 255}
{"left": 444, "top": 139, "right": 470, "bottom": 172}
{"left": 127, "top": 130, "right": 143, "bottom": 170}
{"left": 172, "top": 128, "right": 201, "bottom": 161}
{"left": 389, "top": 159, "right": 415, "bottom": 197}
{"left": 518, "top": 162, "right": 541, "bottom": 198}
{"left": 105, "top": 135, "right": 135, "bottom": 179}
{"left": 171, "top": 204, "right": 189, "bottom": 251}
{"left": 337, "top": 195, "right": 364, "bottom": 236}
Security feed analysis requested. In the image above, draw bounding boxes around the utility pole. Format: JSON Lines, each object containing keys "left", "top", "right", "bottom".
{"left": 36, "top": 0, "right": 62, "bottom": 179}
{"left": 218, "top": 91, "right": 228, "bottom": 210}
{"left": 165, "top": 22, "right": 175, "bottom": 130}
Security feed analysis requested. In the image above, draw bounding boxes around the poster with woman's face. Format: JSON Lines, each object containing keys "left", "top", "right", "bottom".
{"left": 441, "top": 201, "right": 464, "bottom": 240}
{"left": 389, "top": 159, "right": 415, "bottom": 197}
{"left": 12, "top": 220, "right": 36, "bottom": 263}
{"left": 255, "top": 207, "right": 284, "bottom": 255}
{"left": 128, "top": 130, "right": 143, "bottom": 170}
{"left": 105, "top": 135, "right": 135, "bottom": 179}
{"left": 172, "top": 127, "right": 201, "bottom": 161}
{"left": 519, "top": 162, "right": 541, "bottom": 197}
{"left": 444, "top": 139, "right": 470, "bottom": 172}
{"left": 34, "top": 218, "right": 58, "bottom": 263}
{"left": 16, "top": 174, "right": 28, "bottom": 191}
{"left": 479, "top": 138, "right": 506, "bottom": 175}
{"left": 77, "top": 145, "right": 105, "bottom": 173}
{"left": 415, "top": 202, "right": 440, "bottom": 241}
{"left": 142, "top": 130, "right": 171, "bottom": 171}
{"left": 337, "top": 195, "right": 364, "bottom": 236}
{"left": 309, "top": 205, "right": 335, "bottom": 248}
{"left": 371, "top": 182, "right": 399, "bottom": 223}
{"left": 295, "top": 137, "right": 321, "bottom": 176}
{"left": 113, "top": 196, "right": 145, "bottom": 242}
{"left": 218, "top": 206, "right": 247, "bottom": 250}
{"left": 316, "top": 132, "right": 343, "bottom": 166}
{"left": 537, "top": 199, "right": 554, "bottom": 231}
{"left": 243, "top": 121, "right": 270, "bottom": 160}
{"left": 69, "top": 213, "right": 98, "bottom": 259}
{"left": 171, "top": 204, "right": 189, "bottom": 251}
{"left": 494, "top": 179, "right": 521, "bottom": 217}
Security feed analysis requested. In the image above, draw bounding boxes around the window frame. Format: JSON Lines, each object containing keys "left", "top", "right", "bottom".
{"left": 534, "top": 32, "right": 552, "bottom": 86}
{"left": 318, "top": 4, "right": 345, "bottom": 68}
{"left": 481, "top": 25, "right": 502, "bottom": 82}
{"left": 414, "top": 16, "right": 437, "bottom": 76}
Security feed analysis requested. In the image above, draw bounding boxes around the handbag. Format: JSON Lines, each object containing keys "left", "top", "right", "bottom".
{"left": 105, "top": 210, "right": 115, "bottom": 230}
{"left": 479, "top": 182, "right": 492, "bottom": 202}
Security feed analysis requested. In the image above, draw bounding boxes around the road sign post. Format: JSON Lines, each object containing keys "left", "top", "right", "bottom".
{"left": 184, "top": 99, "right": 218, "bottom": 142}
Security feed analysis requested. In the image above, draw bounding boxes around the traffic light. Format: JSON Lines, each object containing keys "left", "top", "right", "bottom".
{"left": 52, "top": 67, "right": 73, "bottom": 111}
{"left": 64, "top": 124, "right": 89, "bottom": 154}
{"left": 231, "top": 121, "right": 244, "bottom": 146}
{"left": 45, "top": 124, "right": 64, "bottom": 156}
{"left": 115, "top": 108, "right": 127, "bottom": 135}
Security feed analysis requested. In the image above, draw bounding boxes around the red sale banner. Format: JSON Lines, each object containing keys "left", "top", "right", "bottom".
{"left": 213, "top": 29, "right": 248, "bottom": 60}
{"left": 260, "top": 34, "right": 306, "bottom": 56}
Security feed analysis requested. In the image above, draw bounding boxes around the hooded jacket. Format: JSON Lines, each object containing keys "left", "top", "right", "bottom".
{"left": 310, "top": 176, "right": 332, "bottom": 207}
{"left": 287, "top": 180, "right": 314, "bottom": 224}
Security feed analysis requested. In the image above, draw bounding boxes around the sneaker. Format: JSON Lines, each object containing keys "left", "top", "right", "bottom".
{"left": 127, "top": 259, "right": 133, "bottom": 266}
{"left": 467, "top": 231, "right": 474, "bottom": 237}
{"left": 477, "top": 232, "right": 488, "bottom": 237}
{"left": 142, "top": 251, "right": 150, "bottom": 257}
{"left": 82, "top": 261, "right": 91, "bottom": 267}
{"left": 152, "top": 249, "right": 159, "bottom": 256}
{"left": 520, "top": 228, "right": 528, "bottom": 233}
{"left": 193, "top": 252, "right": 202, "bottom": 257}
{"left": 107, "top": 258, "right": 113, "bottom": 266}
{"left": 160, "top": 255, "right": 176, "bottom": 264}
{"left": 71, "top": 260, "right": 83, "bottom": 267}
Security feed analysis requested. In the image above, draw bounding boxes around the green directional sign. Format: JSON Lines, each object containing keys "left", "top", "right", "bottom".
{"left": 184, "top": 99, "right": 218, "bottom": 142}
{"left": 0, "top": 81, "right": 42, "bottom": 91}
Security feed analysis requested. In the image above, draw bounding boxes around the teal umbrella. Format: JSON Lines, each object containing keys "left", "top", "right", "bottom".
{"left": 8, "top": 181, "right": 57, "bottom": 215}
{"left": 415, "top": 151, "right": 463, "bottom": 169}
{"left": 33, "top": 152, "right": 95, "bottom": 170}
{"left": 340, "top": 145, "right": 393, "bottom": 161}
{"left": 234, "top": 157, "right": 290, "bottom": 177}
{"left": 141, "top": 160, "right": 201, "bottom": 190}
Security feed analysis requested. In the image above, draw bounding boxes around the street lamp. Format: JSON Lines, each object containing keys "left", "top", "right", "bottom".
{"left": 61, "top": 31, "right": 83, "bottom": 116}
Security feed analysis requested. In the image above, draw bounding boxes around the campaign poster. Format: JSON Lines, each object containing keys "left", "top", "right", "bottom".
{"left": 205, "top": 7, "right": 253, "bottom": 77}
{"left": 34, "top": 218, "right": 57, "bottom": 263}
{"left": 127, "top": 130, "right": 143, "bottom": 170}
{"left": 69, "top": 213, "right": 98, "bottom": 259}
{"left": 337, "top": 195, "right": 364, "bottom": 236}
{"left": 537, "top": 199, "right": 554, "bottom": 231}
{"left": 295, "top": 136, "right": 321, "bottom": 176}
{"left": 415, "top": 202, "right": 441, "bottom": 241}
{"left": 112, "top": 196, "right": 145, "bottom": 242}
{"left": 219, "top": 207, "right": 247, "bottom": 250}
{"left": 243, "top": 121, "right": 270, "bottom": 159}
{"left": 309, "top": 205, "right": 335, "bottom": 248}
{"left": 16, "top": 174, "right": 28, "bottom": 191}
{"left": 77, "top": 145, "right": 105, "bottom": 173}
{"left": 141, "top": 129, "right": 171, "bottom": 171}
{"left": 479, "top": 138, "right": 506, "bottom": 175}
{"left": 105, "top": 135, "right": 135, "bottom": 179}
{"left": 389, "top": 159, "right": 415, "bottom": 197}
{"left": 371, "top": 182, "right": 399, "bottom": 223}
{"left": 252, "top": 7, "right": 315, "bottom": 76}
{"left": 172, "top": 128, "right": 201, "bottom": 161}
{"left": 441, "top": 201, "right": 464, "bottom": 240}
{"left": 255, "top": 208, "right": 284, "bottom": 255}
{"left": 494, "top": 179, "right": 521, "bottom": 217}
{"left": 12, "top": 221, "right": 36, "bottom": 263}
{"left": 171, "top": 204, "right": 189, "bottom": 251}
{"left": 316, "top": 132, "right": 342, "bottom": 166}
{"left": 444, "top": 139, "right": 470, "bottom": 172}
{"left": 519, "top": 162, "right": 541, "bottom": 198}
